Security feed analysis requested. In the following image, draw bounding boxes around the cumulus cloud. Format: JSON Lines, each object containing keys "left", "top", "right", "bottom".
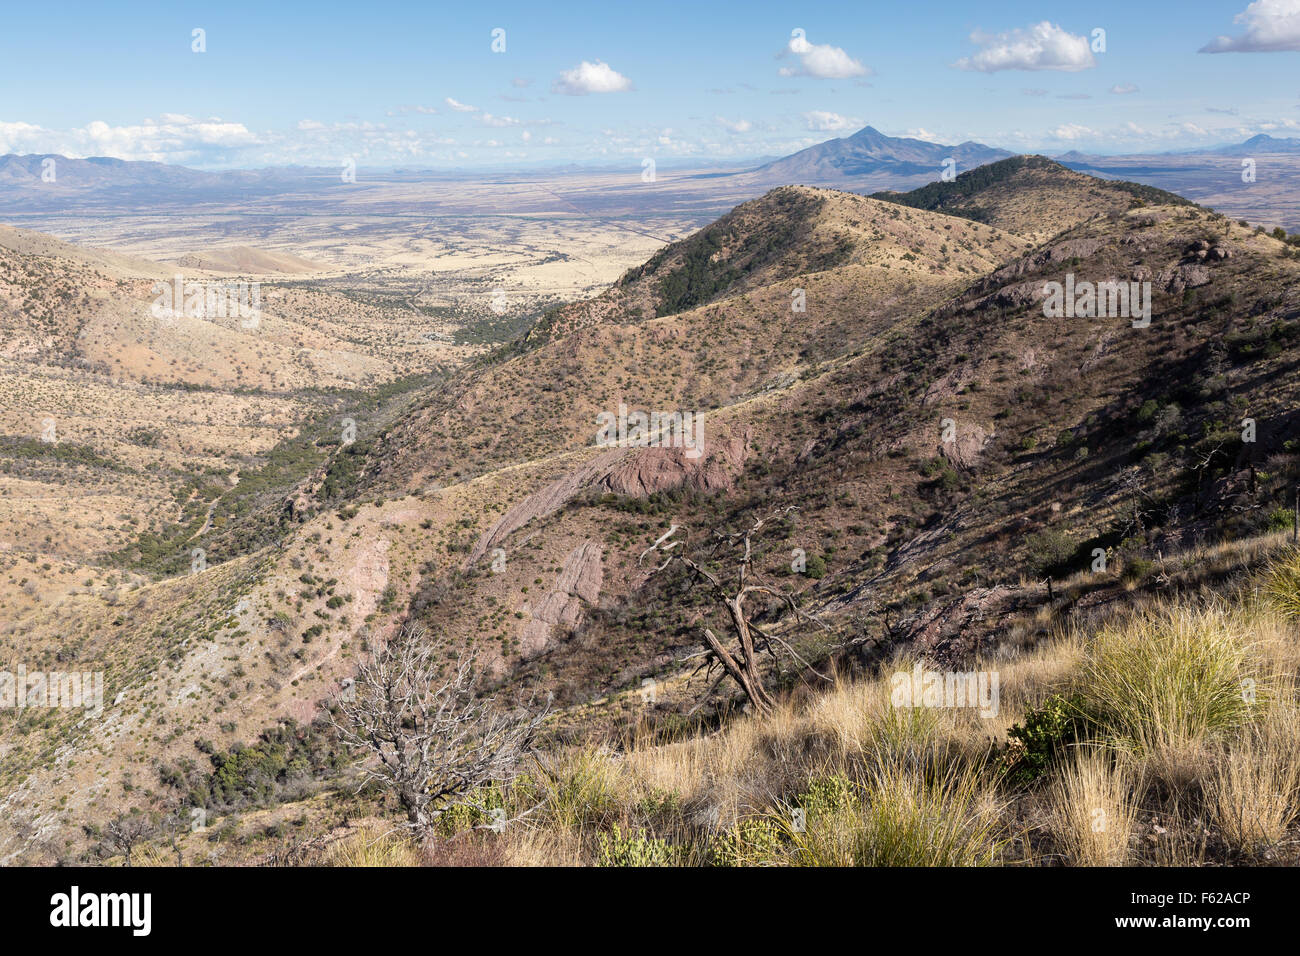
{"left": 1049, "top": 123, "right": 1098, "bottom": 140}
{"left": 0, "top": 116, "right": 259, "bottom": 163}
{"left": 779, "top": 29, "right": 870, "bottom": 78}
{"left": 1201, "top": 0, "right": 1300, "bottom": 53}
{"left": 445, "top": 97, "right": 478, "bottom": 112}
{"left": 1110, "top": 83, "right": 1140, "bottom": 94}
{"left": 552, "top": 60, "right": 632, "bottom": 95}
{"left": 715, "top": 116, "right": 753, "bottom": 133}
{"left": 803, "top": 110, "right": 859, "bottom": 131}
{"left": 954, "top": 21, "right": 1096, "bottom": 72}
{"left": 480, "top": 113, "right": 519, "bottom": 127}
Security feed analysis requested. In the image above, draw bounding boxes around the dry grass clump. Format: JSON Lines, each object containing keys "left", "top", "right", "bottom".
{"left": 1073, "top": 603, "right": 1265, "bottom": 788}
{"left": 1048, "top": 748, "right": 1141, "bottom": 865}
{"left": 323, "top": 827, "right": 421, "bottom": 867}
{"left": 776, "top": 758, "right": 1007, "bottom": 867}
{"left": 1264, "top": 545, "right": 1300, "bottom": 621}
{"left": 1208, "top": 705, "right": 1300, "bottom": 853}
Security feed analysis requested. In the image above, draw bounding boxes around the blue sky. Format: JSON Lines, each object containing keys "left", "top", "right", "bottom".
{"left": 1, "top": 0, "right": 1297, "bottom": 168}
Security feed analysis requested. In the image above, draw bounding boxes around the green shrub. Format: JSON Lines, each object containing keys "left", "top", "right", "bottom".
{"left": 1002, "top": 694, "right": 1085, "bottom": 785}
{"left": 1025, "top": 529, "right": 1075, "bottom": 578}
{"left": 1121, "top": 557, "right": 1155, "bottom": 584}
{"left": 1265, "top": 507, "right": 1295, "bottom": 534}
{"left": 708, "top": 817, "right": 784, "bottom": 867}
{"left": 596, "top": 825, "right": 678, "bottom": 866}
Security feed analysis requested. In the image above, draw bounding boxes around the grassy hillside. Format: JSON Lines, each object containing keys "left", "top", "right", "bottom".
{"left": 871, "top": 155, "right": 1195, "bottom": 240}
{"left": 96, "top": 535, "right": 1300, "bottom": 867}
{"left": 5, "top": 163, "right": 1300, "bottom": 865}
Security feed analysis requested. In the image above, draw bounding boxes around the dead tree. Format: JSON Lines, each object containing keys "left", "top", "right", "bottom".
{"left": 642, "top": 510, "right": 829, "bottom": 716}
{"left": 332, "top": 622, "right": 547, "bottom": 832}
{"left": 101, "top": 813, "right": 155, "bottom": 867}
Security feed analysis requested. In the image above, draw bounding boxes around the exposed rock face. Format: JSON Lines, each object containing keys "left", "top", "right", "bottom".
{"left": 594, "top": 431, "right": 751, "bottom": 498}
{"left": 466, "top": 449, "right": 624, "bottom": 565}
{"left": 964, "top": 280, "right": 1041, "bottom": 312}
{"left": 898, "top": 585, "right": 1020, "bottom": 665}
{"left": 1157, "top": 263, "right": 1212, "bottom": 294}
{"left": 938, "top": 423, "right": 993, "bottom": 470}
{"left": 466, "top": 429, "right": 751, "bottom": 567}
{"left": 519, "top": 540, "right": 603, "bottom": 659}
{"left": 1184, "top": 240, "right": 1233, "bottom": 263}
{"left": 985, "top": 238, "right": 1104, "bottom": 285}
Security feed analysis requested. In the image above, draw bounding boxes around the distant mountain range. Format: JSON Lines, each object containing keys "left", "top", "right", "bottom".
{"left": 0, "top": 154, "right": 338, "bottom": 208}
{"left": 3, "top": 130, "right": 1297, "bottom": 194}
{"left": 754, "top": 125, "right": 1013, "bottom": 180}
{"left": 1055, "top": 133, "right": 1300, "bottom": 164}
{"left": 1, "top": 128, "right": 1296, "bottom": 228}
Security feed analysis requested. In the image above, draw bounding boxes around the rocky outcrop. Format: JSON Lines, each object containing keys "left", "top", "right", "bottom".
{"left": 897, "top": 585, "right": 1021, "bottom": 665}
{"left": 1156, "top": 263, "right": 1212, "bottom": 294}
{"left": 594, "top": 430, "right": 751, "bottom": 498}
{"left": 1184, "top": 239, "right": 1233, "bottom": 262}
{"left": 466, "top": 449, "right": 625, "bottom": 565}
{"left": 519, "top": 540, "right": 603, "bottom": 659}
{"left": 466, "top": 429, "right": 752, "bottom": 567}
{"left": 938, "top": 422, "right": 993, "bottom": 470}
{"left": 985, "top": 237, "right": 1104, "bottom": 285}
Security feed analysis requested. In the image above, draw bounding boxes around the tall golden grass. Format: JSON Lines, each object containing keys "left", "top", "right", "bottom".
{"left": 312, "top": 539, "right": 1300, "bottom": 866}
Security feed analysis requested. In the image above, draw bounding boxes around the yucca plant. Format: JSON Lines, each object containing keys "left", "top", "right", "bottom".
{"left": 777, "top": 760, "right": 1006, "bottom": 866}
{"left": 1075, "top": 605, "right": 1260, "bottom": 760}
{"left": 1263, "top": 547, "right": 1300, "bottom": 621}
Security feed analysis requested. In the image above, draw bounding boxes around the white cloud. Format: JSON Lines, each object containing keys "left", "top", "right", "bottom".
{"left": 445, "top": 97, "right": 479, "bottom": 112}
{"left": 1049, "top": 123, "right": 1098, "bottom": 141}
{"left": 1201, "top": 0, "right": 1300, "bottom": 53}
{"left": 0, "top": 116, "right": 259, "bottom": 163}
{"left": 779, "top": 30, "right": 870, "bottom": 78}
{"left": 552, "top": 60, "right": 632, "bottom": 95}
{"left": 954, "top": 21, "right": 1096, "bottom": 73}
{"left": 803, "top": 110, "right": 859, "bottom": 132}
{"left": 481, "top": 113, "right": 519, "bottom": 127}
{"left": 715, "top": 116, "right": 753, "bottom": 133}
{"left": 1110, "top": 83, "right": 1140, "bottom": 94}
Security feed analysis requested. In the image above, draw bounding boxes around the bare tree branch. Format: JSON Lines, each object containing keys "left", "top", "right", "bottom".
{"left": 331, "top": 622, "right": 548, "bottom": 833}
{"left": 645, "top": 508, "right": 827, "bottom": 715}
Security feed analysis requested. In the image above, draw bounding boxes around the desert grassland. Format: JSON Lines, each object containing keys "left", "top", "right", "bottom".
{"left": 309, "top": 537, "right": 1300, "bottom": 867}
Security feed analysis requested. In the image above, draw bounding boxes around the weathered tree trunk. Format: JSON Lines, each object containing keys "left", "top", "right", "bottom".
{"left": 703, "top": 627, "right": 774, "bottom": 715}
